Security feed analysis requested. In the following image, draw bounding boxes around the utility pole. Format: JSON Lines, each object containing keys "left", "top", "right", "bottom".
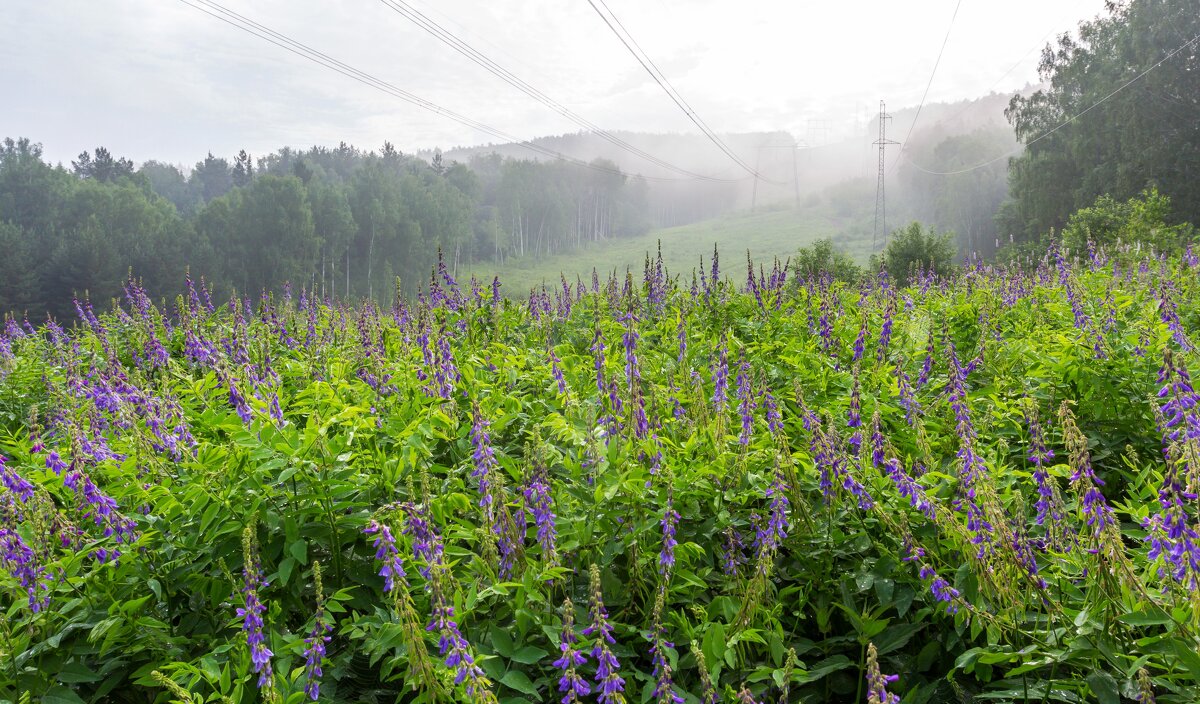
{"left": 753, "top": 140, "right": 808, "bottom": 210}
{"left": 751, "top": 139, "right": 763, "bottom": 211}
{"left": 872, "top": 100, "right": 899, "bottom": 253}
{"left": 791, "top": 138, "right": 801, "bottom": 207}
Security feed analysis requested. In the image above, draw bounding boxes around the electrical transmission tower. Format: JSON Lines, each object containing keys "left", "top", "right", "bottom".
{"left": 872, "top": 100, "right": 899, "bottom": 253}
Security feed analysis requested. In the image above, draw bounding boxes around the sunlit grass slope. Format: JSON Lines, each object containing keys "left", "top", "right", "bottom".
{"left": 464, "top": 205, "right": 864, "bottom": 293}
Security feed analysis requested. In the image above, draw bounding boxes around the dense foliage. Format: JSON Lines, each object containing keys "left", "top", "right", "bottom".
{"left": 1, "top": 238, "right": 1199, "bottom": 704}
{"left": 0, "top": 138, "right": 652, "bottom": 319}
{"left": 875, "top": 223, "right": 957, "bottom": 285}
{"left": 790, "top": 239, "right": 861, "bottom": 283}
{"left": 1000, "top": 0, "right": 1200, "bottom": 243}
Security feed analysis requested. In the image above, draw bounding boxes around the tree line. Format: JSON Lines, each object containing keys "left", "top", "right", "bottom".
{"left": 999, "top": 0, "right": 1199, "bottom": 246}
{"left": 0, "top": 139, "right": 651, "bottom": 318}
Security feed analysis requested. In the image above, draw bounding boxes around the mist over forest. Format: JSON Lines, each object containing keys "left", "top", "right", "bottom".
{"left": 1, "top": 0, "right": 1197, "bottom": 321}
{"left": 0, "top": 90, "right": 1026, "bottom": 319}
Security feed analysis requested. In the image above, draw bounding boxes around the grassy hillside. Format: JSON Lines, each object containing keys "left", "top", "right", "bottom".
{"left": 463, "top": 205, "right": 867, "bottom": 292}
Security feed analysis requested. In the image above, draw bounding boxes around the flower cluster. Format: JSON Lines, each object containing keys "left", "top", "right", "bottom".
{"left": 401, "top": 501, "right": 445, "bottom": 580}
{"left": 0, "top": 527, "right": 51, "bottom": 613}
{"left": 583, "top": 564, "right": 625, "bottom": 704}
{"left": 735, "top": 354, "right": 755, "bottom": 446}
{"left": 364, "top": 520, "right": 406, "bottom": 594}
{"left": 0, "top": 455, "right": 34, "bottom": 503}
{"left": 553, "top": 598, "right": 589, "bottom": 703}
{"left": 523, "top": 452, "right": 558, "bottom": 563}
{"left": 865, "top": 642, "right": 900, "bottom": 704}
{"left": 236, "top": 526, "right": 273, "bottom": 690}
{"left": 301, "top": 562, "right": 331, "bottom": 701}
{"left": 712, "top": 344, "right": 728, "bottom": 414}
{"left": 659, "top": 492, "right": 681, "bottom": 580}
{"left": 918, "top": 565, "right": 961, "bottom": 613}
{"left": 428, "top": 565, "right": 492, "bottom": 698}
{"left": 649, "top": 595, "right": 683, "bottom": 704}
{"left": 761, "top": 465, "right": 790, "bottom": 550}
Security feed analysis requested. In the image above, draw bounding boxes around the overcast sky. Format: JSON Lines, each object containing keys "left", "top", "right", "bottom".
{"left": 3, "top": 0, "right": 1110, "bottom": 167}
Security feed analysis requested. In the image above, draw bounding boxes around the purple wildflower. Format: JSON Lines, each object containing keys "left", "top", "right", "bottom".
{"left": 401, "top": 502, "right": 445, "bottom": 580}
{"left": 523, "top": 458, "right": 557, "bottom": 563}
{"left": 1023, "top": 403, "right": 1060, "bottom": 526}
{"left": 763, "top": 465, "right": 790, "bottom": 550}
{"left": 0, "top": 455, "right": 34, "bottom": 503}
{"left": 762, "top": 388, "right": 783, "bottom": 436}
{"left": 301, "top": 563, "right": 331, "bottom": 701}
{"left": 721, "top": 526, "right": 745, "bottom": 577}
{"left": 735, "top": 354, "right": 755, "bottom": 446}
{"left": 918, "top": 565, "right": 960, "bottom": 613}
{"left": 659, "top": 493, "right": 680, "bottom": 578}
{"left": 428, "top": 566, "right": 491, "bottom": 696}
{"left": 584, "top": 564, "right": 625, "bottom": 703}
{"left": 649, "top": 620, "right": 684, "bottom": 704}
{"left": 847, "top": 372, "right": 862, "bottom": 454}
{"left": 0, "top": 528, "right": 51, "bottom": 613}
{"left": 549, "top": 347, "right": 568, "bottom": 395}
{"left": 364, "top": 520, "right": 406, "bottom": 594}
{"left": 236, "top": 528, "right": 273, "bottom": 690}
{"left": 865, "top": 643, "right": 900, "bottom": 704}
{"left": 553, "top": 599, "right": 589, "bottom": 703}
{"left": 884, "top": 459, "right": 936, "bottom": 520}
{"left": 876, "top": 300, "right": 894, "bottom": 362}
{"left": 712, "top": 344, "right": 728, "bottom": 414}
{"left": 852, "top": 315, "right": 868, "bottom": 362}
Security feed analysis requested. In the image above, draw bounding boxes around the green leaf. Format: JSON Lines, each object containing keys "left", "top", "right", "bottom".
{"left": 1173, "top": 640, "right": 1200, "bottom": 680}
{"left": 490, "top": 627, "right": 514, "bottom": 657}
{"left": 1086, "top": 671, "right": 1119, "bottom": 704}
{"left": 500, "top": 670, "right": 539, "bottom": 697}
{"left": 57, "top": 661, "right": 103, "bottom": 684}
{"left": 43, "top": 687, "right": 87, "bottom": 704}
{"left": 703, "top": 622, "right": 726, "bottom": 671}
{"left": 279, "top": 556, "right": 296, "bottom": 586}
{"left": 510, "top": 645, "right": 549, "bottom": 664}
{"left": 873, "top": 622, "right": 924, "bottom": 656}
{"left": 795, "top": 655, "right": 853, "bottom": 683}
{"left": 1118, "top": 609, "right": 1173, "bottom": 627}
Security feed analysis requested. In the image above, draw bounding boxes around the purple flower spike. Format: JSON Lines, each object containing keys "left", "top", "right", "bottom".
{"left": 553, "top": 599, "right": 589, "bottom": 703}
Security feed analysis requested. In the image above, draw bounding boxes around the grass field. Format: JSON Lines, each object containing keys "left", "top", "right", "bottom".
{"left": 464, "top": 204, "right": 865, "bottom": 292}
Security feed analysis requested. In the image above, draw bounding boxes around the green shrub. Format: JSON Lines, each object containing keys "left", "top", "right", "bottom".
{"left": 1061, "top": 187, "right": 1193, "bottom": 254}
{"left": 792, "top": 238, "right": 861, "bottom": 281}
{"left": 879, "top": 222, "right": 956, "bottom": 283}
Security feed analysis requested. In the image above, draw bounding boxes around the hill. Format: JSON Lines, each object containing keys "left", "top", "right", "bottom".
{"left": 463, "top": 204, "right": 865, "bottom": 292}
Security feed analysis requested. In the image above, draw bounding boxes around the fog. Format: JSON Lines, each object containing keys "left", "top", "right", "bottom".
{"left": 3, "top": 0, "right": 1107, "bottom": 166}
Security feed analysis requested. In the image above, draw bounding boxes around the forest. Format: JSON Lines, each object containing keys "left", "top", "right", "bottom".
{"left": 0, "top": 141, "right": 651, "bottom": 319}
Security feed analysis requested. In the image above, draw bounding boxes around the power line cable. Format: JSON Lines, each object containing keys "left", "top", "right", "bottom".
{"left": 176, "top": 0, "right": 716, "bottom": 183}
{"left": 931, "top": 0, "right": 1094, "bottom": 130}
{"left": 584, "top": 0, "right": 783, "bottom": 184}
{"left": 907, "top": 29, "right": 1200, "bottom": 176}
{"left": 889, "top": 0, "right": 963, "bottom": 174}
{"left": 375, "top": 0, "right": 741, "bottom": 182}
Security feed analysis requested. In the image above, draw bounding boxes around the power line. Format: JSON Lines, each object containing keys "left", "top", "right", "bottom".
{"left": 375, "top": 0, "right": 740, "bottom": 182}
{"left": 908, "top": 29, "right": 1200, "bottom": 176}
{"left": 175, "top": 0, "right": 716, "bottom": 183}
{"left": 584, "top": 0, "right": 782, "bottom": 184}
{"left": 890, "top": 0, "right": 963, "bottom": 174}
{"left": 931, "top": 0, "right": 1095, "bottom": 130}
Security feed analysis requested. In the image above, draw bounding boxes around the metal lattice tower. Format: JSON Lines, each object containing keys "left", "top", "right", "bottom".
{"left": 872, "top": 100, "right": 899, "bottom": 252}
